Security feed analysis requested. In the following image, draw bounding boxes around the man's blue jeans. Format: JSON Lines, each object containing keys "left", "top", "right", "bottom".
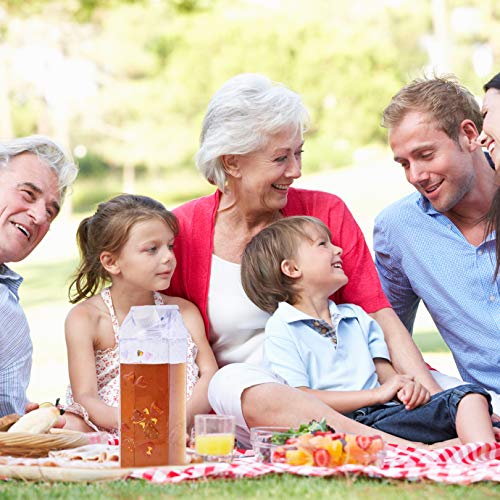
{"left": 348, "top": 384, "right": 498, "bottom": 444}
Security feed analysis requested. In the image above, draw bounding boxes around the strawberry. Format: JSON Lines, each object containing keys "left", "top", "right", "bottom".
{"left": 272, "top": 446, "right": 287, "bottom": 463}
{"left": 313, "top": 448, "right": 331, "bottom": 467}
{"left": 355, "top": 435, "right": 373, "bottom": 451}
{"left": 312, "top": 431, "right": 333, "bottom": 437}
{"left": 329, "top": 432, "right": 346, "bottom": 441}
{"left": 285, "top": 437, "right": 299, "bottom": 445}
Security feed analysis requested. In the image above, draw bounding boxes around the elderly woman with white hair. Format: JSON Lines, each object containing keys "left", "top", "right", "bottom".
{"left": 167, "top": 73, "right": 442, "bottom": 448}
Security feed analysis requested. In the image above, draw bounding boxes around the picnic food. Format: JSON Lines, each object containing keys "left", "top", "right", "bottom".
{"left": 195, "top": 432, "right": 234, "bottom": 457}
{"left": 0, "top": 413, "right": 21, "bottom": 432}
{"left": 252, "top": 419, "right": 385, "bottom": 467}
{"left": 275, "top": 432, "right": 384, "bottom": 467}
{"left": 8, "top": 400, "right": 64, "bottom": 434}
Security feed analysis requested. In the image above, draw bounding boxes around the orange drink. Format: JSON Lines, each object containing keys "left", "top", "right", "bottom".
{"left": 195, "top": 433, "right": 235, "bottom": 456}
{"left": 194, "top": 414, "right": 235, "bottom": 462}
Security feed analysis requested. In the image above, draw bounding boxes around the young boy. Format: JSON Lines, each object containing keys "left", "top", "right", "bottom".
{"left": 241, "top": 216, "right": 499, "bottom": 444}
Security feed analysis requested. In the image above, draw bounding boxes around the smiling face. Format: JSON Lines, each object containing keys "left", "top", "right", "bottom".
{"left": 478, "top": 88, "right": 500, "bottom": 172}
{"left": 0, "top": 153, "right": 60, "bottom": 264}
{"left": 389, "top": 111, "right": 478, "bottom": 215}
{"left": 227, "top": 127, "right": 304, "bottom": 214}
{"left": 292, "top": 223, "right": 348, "bottom": 297}
{"left": 109, "top": 217, "right": 177, "bottom": 292}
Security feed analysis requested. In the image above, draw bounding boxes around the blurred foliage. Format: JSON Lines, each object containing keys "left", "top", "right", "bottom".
{"left": 71, "top": 167, "right": 211, "bottom": 213}
{"left": 1, "top": 0, "right": 499, "bottom": 205}
{"left": 77, "top": 151, "right": 112, "bottom": 177}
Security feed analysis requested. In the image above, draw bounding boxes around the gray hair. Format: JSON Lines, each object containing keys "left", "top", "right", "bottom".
{"left": 0, "top": 135, "right": 78, "bottom": 202}
{"left": 196, "top": 73, "right": 310, "bottom": 191}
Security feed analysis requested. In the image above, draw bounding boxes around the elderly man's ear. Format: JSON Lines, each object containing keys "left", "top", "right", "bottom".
{"left": 100, "top": 252, "right": 121, "bottom": 276}
{"left": 281, "top": 259, "right": 302, "bottom": 279}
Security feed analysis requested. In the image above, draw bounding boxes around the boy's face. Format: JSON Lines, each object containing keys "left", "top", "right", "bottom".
{"left": 292, "top": 224, "right": 348, "bottom": 297}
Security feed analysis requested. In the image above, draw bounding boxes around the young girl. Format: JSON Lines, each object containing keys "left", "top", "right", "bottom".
{"left": 63, "top": 194, "right": 218, "bottom": 436}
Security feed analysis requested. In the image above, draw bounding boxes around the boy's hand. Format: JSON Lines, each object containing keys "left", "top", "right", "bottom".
{"left": 375, "top": 374, "right": 414, "bottom": 404}
{"left": 397, "top": 380, "right": 430, "bottom": 410}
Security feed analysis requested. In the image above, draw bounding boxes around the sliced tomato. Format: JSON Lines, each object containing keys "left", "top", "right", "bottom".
{"left": 313, "top": 448, "right": 331, "bottom": 467}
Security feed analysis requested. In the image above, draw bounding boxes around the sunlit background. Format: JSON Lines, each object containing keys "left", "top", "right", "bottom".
{"left": 2, "top": 0, "right": 497, "bottom": 403}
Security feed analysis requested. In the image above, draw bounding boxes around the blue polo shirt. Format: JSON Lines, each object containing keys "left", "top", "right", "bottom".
{"left": 0, "top": 265, "right": 32, "bottom": 416}
{"left": 374, "top": 192, "right": 499, "bottom": 393}
{"left": 263, "top": 301, "right": 390, "bottom": 391}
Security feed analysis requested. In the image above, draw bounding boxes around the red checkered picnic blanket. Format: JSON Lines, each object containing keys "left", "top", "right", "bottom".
{"left": 130, "top": 442, "right": 500, "bottom": 485}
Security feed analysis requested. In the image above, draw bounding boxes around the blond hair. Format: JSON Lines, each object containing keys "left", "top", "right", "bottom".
{"left": 382, "top": 76, "right": 482, "bottom": 142}
{"left": 241, "top": 216, "right": 331, "bottom": 314}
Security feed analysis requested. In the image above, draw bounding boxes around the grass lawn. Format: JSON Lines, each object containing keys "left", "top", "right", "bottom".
{"left": 0, "top": 474, "right": 499, "bottom": 499}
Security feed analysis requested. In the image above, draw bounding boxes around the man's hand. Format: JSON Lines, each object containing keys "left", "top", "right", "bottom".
{"left": 25, "top": 402, "right": 66, "bottom": 428}
{"left": 397, "top": 380, "right": 430, "bottom": 410}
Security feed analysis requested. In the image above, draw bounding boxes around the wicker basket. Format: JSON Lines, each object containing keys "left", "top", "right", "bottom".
{"left": 0, "top": 431, "right": 90, "bottom": 458}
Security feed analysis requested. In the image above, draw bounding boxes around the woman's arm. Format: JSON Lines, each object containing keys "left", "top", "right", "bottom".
{"left": 176, "top": 298, "right": 218, "bottom": 431}
{"left": 65, "top": 306, "right": 118, "bottom": 430}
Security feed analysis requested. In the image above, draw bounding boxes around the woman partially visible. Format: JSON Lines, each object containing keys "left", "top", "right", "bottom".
{"left": 168, "top": 73, "right": 442, "bottom": 448}
{"left": 478, "top": 72, "right": 500, "bottom": 277}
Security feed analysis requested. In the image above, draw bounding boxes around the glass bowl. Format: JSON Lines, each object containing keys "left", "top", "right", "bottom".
{"left": 250, "top": 427, "right": 386, "bottom": 466}
{"left": 250, "top": 426, "right": 297, "bottom": 463}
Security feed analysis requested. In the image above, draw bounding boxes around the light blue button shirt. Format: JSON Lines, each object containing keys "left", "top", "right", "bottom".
{"left": 0, "top": 265, "right": 32, "bottom": 416}
{"left": 374, "top": 192, "right": 499, "bottom": 393}
{"left": 263, "top": 301, "right": 390, "bottom": 391}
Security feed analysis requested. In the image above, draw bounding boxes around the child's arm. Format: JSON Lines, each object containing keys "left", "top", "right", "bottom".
{"left": 176, "top": 298, "right": 218, "bottom": 431}
{"left": 264, "top": 331, "right": 407, "bottom": 414}
{"left": 65, "top": 305, "right": 119, "bottom": 430}
{"left": 298, "top": 372, "right": 413, "bottom": 415}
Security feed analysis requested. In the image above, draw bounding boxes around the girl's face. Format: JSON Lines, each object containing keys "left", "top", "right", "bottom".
{"left": 112, "top": 217, "right": 176, "bottom": 292}
{"left": 478, "top": 88, "right": 500, "bottom": 172}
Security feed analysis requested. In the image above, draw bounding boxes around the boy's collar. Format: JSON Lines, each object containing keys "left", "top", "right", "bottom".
{"left": 276, "top": 300, "right": 356, "bottom": 324}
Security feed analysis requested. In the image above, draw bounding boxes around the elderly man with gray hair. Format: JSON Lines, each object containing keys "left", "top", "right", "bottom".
{"left": 0, "top": 136, "right": 78, "bottom": 417}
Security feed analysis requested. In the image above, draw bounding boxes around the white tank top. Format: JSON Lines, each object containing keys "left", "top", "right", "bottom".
{"left": 208, "top": 254, "right": 270, "bottom": 367}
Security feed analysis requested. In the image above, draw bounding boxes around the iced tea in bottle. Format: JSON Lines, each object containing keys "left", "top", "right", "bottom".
{"left": 119, "top": 305, "right": 187, "bottom": 467}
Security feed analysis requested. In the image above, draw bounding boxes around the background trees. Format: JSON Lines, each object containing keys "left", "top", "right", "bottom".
{"left": 1, "top": 0, "right": 498, "bottom": 209}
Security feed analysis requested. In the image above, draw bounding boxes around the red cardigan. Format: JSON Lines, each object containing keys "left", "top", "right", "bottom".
{"left": 167, "top": 188, "right": 390, "bottom": 337}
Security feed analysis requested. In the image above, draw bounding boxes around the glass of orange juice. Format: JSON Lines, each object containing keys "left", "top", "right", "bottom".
{"left": 194, "top": 414, "right": 235, "bottom": 462}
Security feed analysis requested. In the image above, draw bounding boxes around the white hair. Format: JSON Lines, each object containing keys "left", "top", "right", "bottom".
{"left": 0, "top": 135, "right": 78, "bottom": 203}
{"left": 196, "top": 73, "right": 310, "bottom": 191}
